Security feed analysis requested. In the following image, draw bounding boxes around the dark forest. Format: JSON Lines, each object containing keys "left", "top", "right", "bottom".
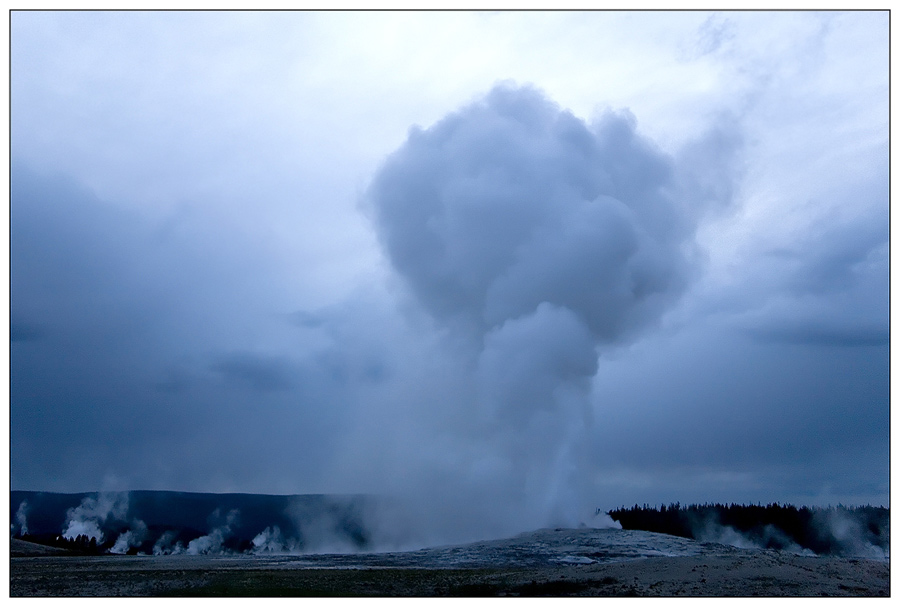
{"left": 607, "top": 502, "right": 889, "bottom": 556}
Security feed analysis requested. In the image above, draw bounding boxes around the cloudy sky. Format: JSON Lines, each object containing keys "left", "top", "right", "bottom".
{"left": 9, "top": 10, "right": 889, "bottom": 543}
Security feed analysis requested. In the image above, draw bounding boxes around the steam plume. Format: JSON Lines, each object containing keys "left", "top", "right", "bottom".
{"left": 14, "top": 500, "right": 29, "bottom": 536}
{"left": 109, "top": 520, "right": 148, "bottom": 554}
{"left": 252, "top": 526, "right": 299, "bottom": 553}
{"left": 152, "top": 530, "right": 183, "bottom": 555}
{"left": 357, "top": 82, "right": 737, "bottom": 544}
{"left": 186, "top": 508, "right": 240, "bottom": 555}
{"left": 62, "top": 492, "right": 129, "bottom": 542}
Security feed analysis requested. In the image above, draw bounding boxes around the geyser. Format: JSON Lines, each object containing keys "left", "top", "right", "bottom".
{"left": 356, "top": 82, "right": 737, "bottom": 546}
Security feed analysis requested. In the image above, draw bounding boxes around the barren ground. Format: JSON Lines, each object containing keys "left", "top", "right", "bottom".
{"left": 9, "top": 532, "right": 889, "bottom": 597}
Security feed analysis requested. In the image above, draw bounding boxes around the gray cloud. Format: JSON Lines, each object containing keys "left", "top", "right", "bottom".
{"left": 779, "top": 207, "right": 887, "bottom": 298}
{"left": 8, "top": 161, "right": 357, "bottom": 494}
{"left": 587, "top": 318, "right": 889, "bottom": 513}
{"left": 722, "top": 176, "right": 888, "bottom": 349}
{"left": 747, "top": 321, "right": 888, "bottom": 348}
{"left": 212, "top": 353, "right": 294, "bottom": 392}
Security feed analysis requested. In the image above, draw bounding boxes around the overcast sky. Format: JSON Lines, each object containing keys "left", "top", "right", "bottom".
{"left": 9, "top": 10, "right": 890, "bottom": 543}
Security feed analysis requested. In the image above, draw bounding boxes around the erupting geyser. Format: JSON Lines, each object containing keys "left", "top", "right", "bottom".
{"left": 361, "top": 82, "right": 737, "bottom": 543}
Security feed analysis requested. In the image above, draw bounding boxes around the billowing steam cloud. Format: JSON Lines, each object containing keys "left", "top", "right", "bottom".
{"left": 370, "top": 84, "right": 702, "bottom": 341}
{"left": 359, "top": 83, "right": 737, "bottom": 544}
{"left": 62, "top": 492, "right": 130, "bottom": 542}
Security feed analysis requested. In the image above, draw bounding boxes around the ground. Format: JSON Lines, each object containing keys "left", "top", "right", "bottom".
{"left": 10, "top": 537, "right": 889, "bottom": 597}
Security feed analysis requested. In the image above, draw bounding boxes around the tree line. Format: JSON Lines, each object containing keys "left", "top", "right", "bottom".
{"left": 15, "top": 532, "right": 104, "bottom": 554}
{"left": 606, "top": 502, "right": 889, "bottom": 556}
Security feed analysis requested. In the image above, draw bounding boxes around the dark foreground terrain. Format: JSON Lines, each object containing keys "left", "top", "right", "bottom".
{"left": 10, "top": 528, "right": 889, "bottom": 597}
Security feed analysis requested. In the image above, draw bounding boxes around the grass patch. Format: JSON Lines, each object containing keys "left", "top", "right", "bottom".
{"left": 512, "top": 579, "right": 593, "bottom": 596}
{"left": 448, "top": 582, "right": 503, "bottom": 597}
{"left": 161, "top": 567, "right": 512, "bottom": 597}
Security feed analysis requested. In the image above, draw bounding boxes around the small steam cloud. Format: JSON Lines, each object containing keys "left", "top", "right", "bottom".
{"left": 109, "top": 519, "right": 148, "bottom": 554}
{"left": 152, "top": 530, "right": 183, "bottom": 556}
{"left": 186, "top": 508, "right": 240, "bottom": 555}
{"left": 356, "top": 82, "right": 739, "bottom": 544}
{"left": 247, "top": 496, "right": 371, "bottom": 554}
{"left": 813, "top": 507, "right": 889, "bottom": 560}
{"left": 285, "top": 496, "right": 369, "bottom": 554}
{"left": 695, "top": 521, "right": 815, "bottom": 556}
{"left": 62, "top": 492, "right": 129, "bottom": 542}
{"left": 252, "top": 525, "right": 300, "bottom": 554}
{"left": 14, "top": 500, "right": 29, "bottom": 536}
{"left": 590, "top": 510, "right": 623, "bottom": 530}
